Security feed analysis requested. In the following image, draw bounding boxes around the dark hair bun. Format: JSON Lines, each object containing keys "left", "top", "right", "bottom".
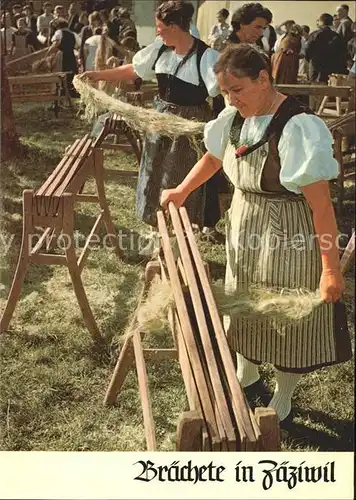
{"left": 182, "top": 1, "right": 194, "bottom": 18}
{"left": 156, "top": 1, "right": 194, "bottom": 32}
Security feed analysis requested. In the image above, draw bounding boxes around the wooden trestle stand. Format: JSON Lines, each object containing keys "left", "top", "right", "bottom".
{"left": 94, "top": 112, "right": 142, "bottom": 167}
{"left": 0, "top": 135, "right": 122, "bottom": 343}
{"left": 104, "top": 204, "right": 281, "bottom": 451}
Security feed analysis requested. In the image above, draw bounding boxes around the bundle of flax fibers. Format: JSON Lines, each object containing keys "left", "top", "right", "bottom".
{"left": 73, "top": 76, "right": 205, "bottom": 154}
{"left": 129, "top": 275, "right": 323, "bottom": 338}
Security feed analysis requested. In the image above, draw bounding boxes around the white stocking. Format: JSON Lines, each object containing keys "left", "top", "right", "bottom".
{"left": 236, "top": 352, "right": 260, "bottom": 388}
{"left": 268, "top": 369, "right": 302, "bottom": 421}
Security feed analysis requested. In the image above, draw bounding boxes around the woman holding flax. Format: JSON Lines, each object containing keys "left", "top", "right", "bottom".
{"left": 161, "top": 44, "right": 352, "bottom": 428}
{"left": 80, "top": 0, "right": 223, "bottom": 241}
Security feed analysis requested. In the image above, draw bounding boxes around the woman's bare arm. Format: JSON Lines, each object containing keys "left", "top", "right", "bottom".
{"left": 80, "top": 63, "right": 138, "bottom": 82}
{"left": 47, "top": 40, "right": 60, "bottom": 56}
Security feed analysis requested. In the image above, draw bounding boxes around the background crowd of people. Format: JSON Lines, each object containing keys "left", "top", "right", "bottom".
{"left": 1, "top": 1, "right": 355, "bottom": 94}
{"left": 206, "top": 2, "right": 355, "bottom": 85}
{"left": 1, "top": 1, "right": 139, "bottom": 93}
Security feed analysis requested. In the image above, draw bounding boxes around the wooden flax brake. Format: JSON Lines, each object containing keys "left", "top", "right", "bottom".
{"left": 8, "top": 73, "right": 72, "bottom": 117}
{"left": 93, "top": 112, "right": 142, "bottom": 170}
{"left": 0, "top": 134, "right": 122, "bottom": 343}
{"left": 92, "top": 84, "right": 159, "bottom": 172}
{"left": 104, "top": 203, "right": 281, "bottom": 452}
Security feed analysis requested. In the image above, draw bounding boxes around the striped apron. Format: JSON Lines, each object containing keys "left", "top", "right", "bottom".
{"left": 223, "top": 140, "right": 351, "bottom": 371}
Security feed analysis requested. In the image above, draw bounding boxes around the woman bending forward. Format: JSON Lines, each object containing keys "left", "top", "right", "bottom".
{"left": 161, "top": 44, "right": 352, "bottom": 426}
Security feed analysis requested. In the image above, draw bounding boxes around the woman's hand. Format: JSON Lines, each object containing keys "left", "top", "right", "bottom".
{"left": 79, "top": 71, "right": 101, "bottom": 81}
{"left": 160, "top": 187, "right": 187, "bottom": 211}
{"left": 319, "top": 270, "right": 345, "bottom": 303}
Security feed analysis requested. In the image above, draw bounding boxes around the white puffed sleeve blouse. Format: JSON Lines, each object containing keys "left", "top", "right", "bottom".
{"left": 132, "top": 38, "right": 221, "bottom": 98}
{"left": 204, "top": 106, "right": 339, "bottom": 194}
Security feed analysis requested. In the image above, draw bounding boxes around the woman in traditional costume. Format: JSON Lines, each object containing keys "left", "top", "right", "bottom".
{"left": 271, "top": 24, "right": 303, "bottom": 84}
{"left": 161, "top": 44, "right": 351, "bottom": 427}
{"left": 11, "top": 17, "right": 35, "bottom": 58}
{"left": 208, "top": 8, "right": 232, "bottom": 52}
{"left": 48, "top": 18, "right": 78, "bottom": 95}
{"left": 81, "top": 0, "right": 222, "bottom": 235}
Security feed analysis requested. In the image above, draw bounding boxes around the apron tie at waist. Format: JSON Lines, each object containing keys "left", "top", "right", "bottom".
{"left": 240, "top": 190, "right": 304, "bottom": 202}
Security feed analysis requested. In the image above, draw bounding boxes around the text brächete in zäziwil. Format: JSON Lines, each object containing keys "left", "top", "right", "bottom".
{"left": 133, "top": 459, "right": 336, "bottom": 490}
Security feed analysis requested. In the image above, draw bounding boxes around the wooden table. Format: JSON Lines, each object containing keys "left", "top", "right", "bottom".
{"left": 275, "top": 84, "right": 352, "bottom": 116}
{"left": 8, "top": 72, "right": 72, "bottom": 116}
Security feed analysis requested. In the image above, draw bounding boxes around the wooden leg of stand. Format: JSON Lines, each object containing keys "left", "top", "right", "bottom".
{"left": 0, "top": 190, "right": 33, "bottom": 334}
{"left": 62, "top": 194, "right": 103, "bottom": 344}
{"left": 61, "top": 76, "right": 72, "bottom": 107}
{"left": 104, "top": 334, "right": 135, "bottom": 405}
{"left": 336, "top": 97, "right": 342, "bottom": 116}
{"left": 105, "top": 277, "right": 151, "bottom": 405}
{"left": 254, "top": 407, "right": 281, "bottom": 451}
{"left": 176, "top": 410, "right": 203, "bottom": 451}
{"left": 202, "top": 427, "right": 211, "bottom": 450}
{"left": 93, "top": 148, "right": 122, "bottom": 258}
{"left": 125, "top": 128, "right": 142, "bottom": 164}
{"left": 132, "top": 329, "right": 157, "bottom": 451}
{"left": 317, "top": 95, "right": 328, "bottom": 115}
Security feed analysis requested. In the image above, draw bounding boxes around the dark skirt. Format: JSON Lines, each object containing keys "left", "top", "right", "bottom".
{"left": 135, "top": 98, "right": 212, "bottom": 227}
{"left": 271, "top": 51, "right": 299, "bottom": 84}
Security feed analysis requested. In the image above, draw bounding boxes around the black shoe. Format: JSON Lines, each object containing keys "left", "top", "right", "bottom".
{"left": 243, "top": 379, "right": 272, "bottom": 409}
{"left": 279, "top": 410, "right": 294, "bottom": 431}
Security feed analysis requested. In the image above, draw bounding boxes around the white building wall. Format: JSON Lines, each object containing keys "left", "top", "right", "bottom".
{"left": 133, "top": 0, "right": 157, "bottom": 47}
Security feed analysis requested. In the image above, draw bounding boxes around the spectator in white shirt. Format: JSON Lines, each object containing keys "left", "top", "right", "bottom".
{"left": 299, "top": 25, "right": 310, "bottom": 79}
{"left": 48, "top": 18, "right": 78, "bottom": 95}
{"left": 83, "top": 26, "right": 103, "bottom": 70}
{"left": 37, "top": 2, "right": 54, "bottom": 45}
{"left": 208, "top": 8, "right": 231, "bottom": 51}
{"left": 1, "top": 12, "right": 17, "bottom": 53}
{"left": 333, "top": 14, "right": 341, "bottom": 31}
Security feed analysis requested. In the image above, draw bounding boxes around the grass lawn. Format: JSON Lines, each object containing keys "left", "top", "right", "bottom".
{"left": 0, "top": 102, "right": 354, "bottom": 452}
